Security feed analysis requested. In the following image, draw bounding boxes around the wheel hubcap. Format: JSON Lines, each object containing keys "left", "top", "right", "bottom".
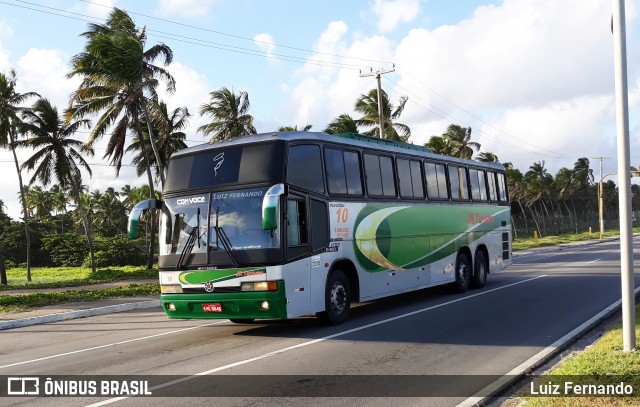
{"left": 330, "top": 282, "right": 347, "bottom": 314}
{"left": 478, "top": 263, "right": 486, "bottom": 281}
{"left": 458, "top": 263, "right": 469, "bottom": 285}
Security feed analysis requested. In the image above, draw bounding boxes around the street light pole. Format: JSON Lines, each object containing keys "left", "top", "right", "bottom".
{"left": 612, "top": 0, "right": 636, "bottom": 352}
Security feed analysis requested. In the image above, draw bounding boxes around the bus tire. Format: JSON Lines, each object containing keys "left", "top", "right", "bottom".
{"left": 316, "top": 270, "right": 351, "bottom": 325}
{"left": 472, "top": 251, "right": 488, "bottom": 289}
{"left": 229, "top": 319, "right": 254, "bottom": 324}
{"left": 451, "top": 253, "right": 471, "bottom": 293}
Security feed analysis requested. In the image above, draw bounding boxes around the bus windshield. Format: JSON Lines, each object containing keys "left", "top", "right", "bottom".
{"left": 210, "top": 187, "right": 280, "bottom": 251}
{"left": 159, "top": 187, "right": 280, "bottom": 261}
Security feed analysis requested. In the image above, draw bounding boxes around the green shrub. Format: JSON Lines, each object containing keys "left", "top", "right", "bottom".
{"left": 42, "top": 233, "right": 87, "bottom": 267}
{"left": 83, "top": 235, "right": 146, "bottom": 267}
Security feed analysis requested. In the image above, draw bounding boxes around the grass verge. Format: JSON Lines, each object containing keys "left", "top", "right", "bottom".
{"left": 520, "top": 306, "right": 640, "bottom": 406}
{"left": 513, "top": 227, "right": 640, "bottom": 251}
{"left": 0, "top": 266, "right": 157, "bottom": 291}
{"left": 0, "top": 283, "right": 160, "bottom": 312}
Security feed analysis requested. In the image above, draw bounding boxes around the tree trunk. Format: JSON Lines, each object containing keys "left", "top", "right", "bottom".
{"left": 72, "top": 182, "right": 96, "bottom": 273}
{"left": 517, "top": 200, "right": 529, "bottom": 236}
{"left": 135, "top": 120, "right": 157, "bottom": 270}
{"left": 0, "top": 244, "right": 7, "bottom": 285}
{"left": 528, "top": 204, "right": 543, "bottom": 238}
{"left": 140, "top": 102, "right": 165, "bottom": 187}
{"left": 10, "top": 133, "right": 30, "bottom": 282}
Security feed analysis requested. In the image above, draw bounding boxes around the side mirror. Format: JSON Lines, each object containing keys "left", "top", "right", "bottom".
{"left": 128, "top": 199, "right": 172, "bottom": 244}
{"left": 262, "top": 184, "right": 285, "bottom": 230}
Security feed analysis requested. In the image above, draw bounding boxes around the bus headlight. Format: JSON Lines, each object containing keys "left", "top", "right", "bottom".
{"left": 161, "top": 285, "right": 183, "bottom": 294}
{"left": 241, "top": 281, "right": 278, "bottom": 291}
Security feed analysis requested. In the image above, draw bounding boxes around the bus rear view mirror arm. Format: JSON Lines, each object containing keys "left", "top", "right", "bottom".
{"left": 128, "top": 199, "right": 172, "bottom": 244}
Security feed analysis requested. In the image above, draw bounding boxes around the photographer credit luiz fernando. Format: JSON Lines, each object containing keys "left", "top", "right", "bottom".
{"left": 529, "top": 380, "right": 635, "bottom": 397}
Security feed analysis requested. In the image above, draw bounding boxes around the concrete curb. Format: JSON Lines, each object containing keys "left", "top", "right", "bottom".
{"left": 0, "top": 300, "right": 161, "bottom": 331}
{"left": 457, "top": 286, "right": 640, "bottom": 407}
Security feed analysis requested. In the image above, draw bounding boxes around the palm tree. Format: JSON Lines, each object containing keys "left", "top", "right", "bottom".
{"left": 127, "top": 101, "right": 189, "bottom": 183}
{"left": 524, "top": 161, "right": 554, "bottom": 236}
{"left": 442, "top": 125, "right": 480, "bottom": 159}
{"left": 198, "top": 87, "right": 256, "bottom": 142}
{"left": 126, "top": 102, "right": 188, "bottom": 268}
{"left": 93, "top": 187, "right": 127, "bottom": 236}
{"left": 67, "top": 8, "right": 175, "bottom": 187}
{"left": 355, "top": 89, "right": 410, "bottom": 141}
{"left": 0, "top": 69, "right": 38, "bottom": 281}
{"left": 25, "top": 185, "right": 53, "bottom": 219}
{"left": 324, "top": 114, "right": 359, "bottom": 134}
{"left": 278, "top": 124, "right": 312, "bottom": 132}
{"left": 476, "top": 152, "right": 499, "bottom": 162}
{"left": 425, "top": 135, "right": 454, "bottom": 155}
{"left": 18, "top": 98, "right": 97, "bottom": 273}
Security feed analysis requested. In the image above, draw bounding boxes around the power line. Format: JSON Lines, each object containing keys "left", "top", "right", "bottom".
{"left": 395, "top": 67, "right": 577, "bottom": 159}
{"left": 3, "top": 0, "right": 379, "bottom": 70}
{"left": 0, "top": 0, "right": 366, "bottom": 70}
{"left": 383, "top": 76, "right": 578, "bottom": 160}
{"left": 78, "top": 0, "right": 392, "bottom": 65}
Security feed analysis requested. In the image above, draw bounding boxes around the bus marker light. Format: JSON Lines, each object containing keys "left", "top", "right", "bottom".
{"left": 243, "top": 281, "right": 278, "bottom": 291}
{"left": 260, "top": 301, "right": 269, "bottom": 310}
{"left": 161, "top": 285, "right": 183, "bottom": 294}
{"left": 167, "top": 303, "right": 176, "bottom": 311}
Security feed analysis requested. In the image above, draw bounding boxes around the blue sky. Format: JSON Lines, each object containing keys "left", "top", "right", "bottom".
{"left": 0, "top": 0, "right": 638, "bottom": 219}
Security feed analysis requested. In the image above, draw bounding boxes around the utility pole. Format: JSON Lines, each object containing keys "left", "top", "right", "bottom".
{"left": 592, "top": 156, "right": 610, "bottom": 239}
{"left": 360, "top": 65, "right": 395, "bottom": 138}
{"left": 612, "top": 0, "right": 636, "bottom": 352}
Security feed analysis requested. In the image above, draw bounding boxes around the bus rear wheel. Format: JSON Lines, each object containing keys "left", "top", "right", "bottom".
{"left": 451, "top": 253, "right": 471, "bottom": 293}
{"left": 316, "top": 270, "right": 351, "bottom": 325}
{"left": 472, "top": 251, "right": 488, "bottom": 289}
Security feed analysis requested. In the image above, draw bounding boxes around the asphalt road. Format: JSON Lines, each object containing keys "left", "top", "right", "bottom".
{"left": 1, "top": 239, "right": 639, "bottom": 407}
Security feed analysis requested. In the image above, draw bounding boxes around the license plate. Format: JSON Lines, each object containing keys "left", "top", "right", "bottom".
{"left": 202, "top": 303, "right": 223, "bottom": 312}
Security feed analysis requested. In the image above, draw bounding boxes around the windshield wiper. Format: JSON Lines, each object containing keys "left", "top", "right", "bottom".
{"left": 176, "top": 208, "right": 201, "bottom": 270}
{"left": 213, "top": 206, "right": 239, "bottom": 268}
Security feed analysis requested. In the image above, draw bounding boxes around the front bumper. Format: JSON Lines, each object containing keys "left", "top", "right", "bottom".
{"left": 160, "top": 281, "right": 287, "bottom": 320}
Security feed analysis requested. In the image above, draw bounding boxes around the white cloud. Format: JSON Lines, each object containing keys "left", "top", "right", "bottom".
{"left": 282, "top": 20, "right": 394, "bottom": 129}
{"left": 0, "top": 40, "right": 10, "bottom": 73}
{"left": 479, "top": 95, "right": 615, "bottom": 175}
{"left": 68, "top": 0, "right": 116, "bottom": 19}
{"left": 371, "top": 0, "right": 421, "bottom": 33}
{"left": 395, "top": 0, "right": 615, "bottom": 109}
{"left": 253, "top": 33, "right": 276, "bottom": 60}
{"left": 16, "top": 48, "right": 79, "bottom": 109}
{"left": 156, "top": 61, "right": 212, "bottom": 143}
{"left": 156, "top": 0, "right": 216, "bottom": 19}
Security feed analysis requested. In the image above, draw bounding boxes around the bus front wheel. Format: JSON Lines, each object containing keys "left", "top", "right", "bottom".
{"left": 229, "top": 319, "right": 255, "bottom": 324}
{"left": 451, "top": 253, "right": 471, "bottom": 293}
{"left": 316, "top": 270, "right": 351, "bottom": 325}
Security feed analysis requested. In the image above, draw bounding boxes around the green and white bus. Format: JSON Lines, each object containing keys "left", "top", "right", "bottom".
{"left": 128, "top": 132, "right": 511, "bottom": 325}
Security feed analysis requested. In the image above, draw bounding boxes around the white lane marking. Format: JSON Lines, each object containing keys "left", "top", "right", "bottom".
{"left": 0, "top": 320, "right": 228, "bottom": 370}
{"left": 586, "top": 259, "right": 600, "bottom": 264}
{"left": 86, "top": 275, "right": 547, "bottom": 407}
{"left": 458, "top": 284, "right": 640, "bottom": 407}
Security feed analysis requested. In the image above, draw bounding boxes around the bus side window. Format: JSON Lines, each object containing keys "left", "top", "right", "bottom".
{"left": 449, "top": 165, "right": 470, "bottom": 200}
{"left": 287, "top": 145, "right": 325, "bottom": 194}
{"left": 487, "top": 171, "right": 498, "bottom": 201}
{"left": 310, "top": 199, "right": 329, "bottom": 252}
{"left": 287, "top": 198, "right": 308, "bottom": 246}
{"left": 470, "top": 169, "right": 488, "bottom": 201}
{"left": 497, "top": 172, "right": 508, "bottom": 201}
{"left": 424, "top": 162, "right": 448, "bottom": 199}
{"left": 398, "top": 158, "right": 424, "bottom": 199}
